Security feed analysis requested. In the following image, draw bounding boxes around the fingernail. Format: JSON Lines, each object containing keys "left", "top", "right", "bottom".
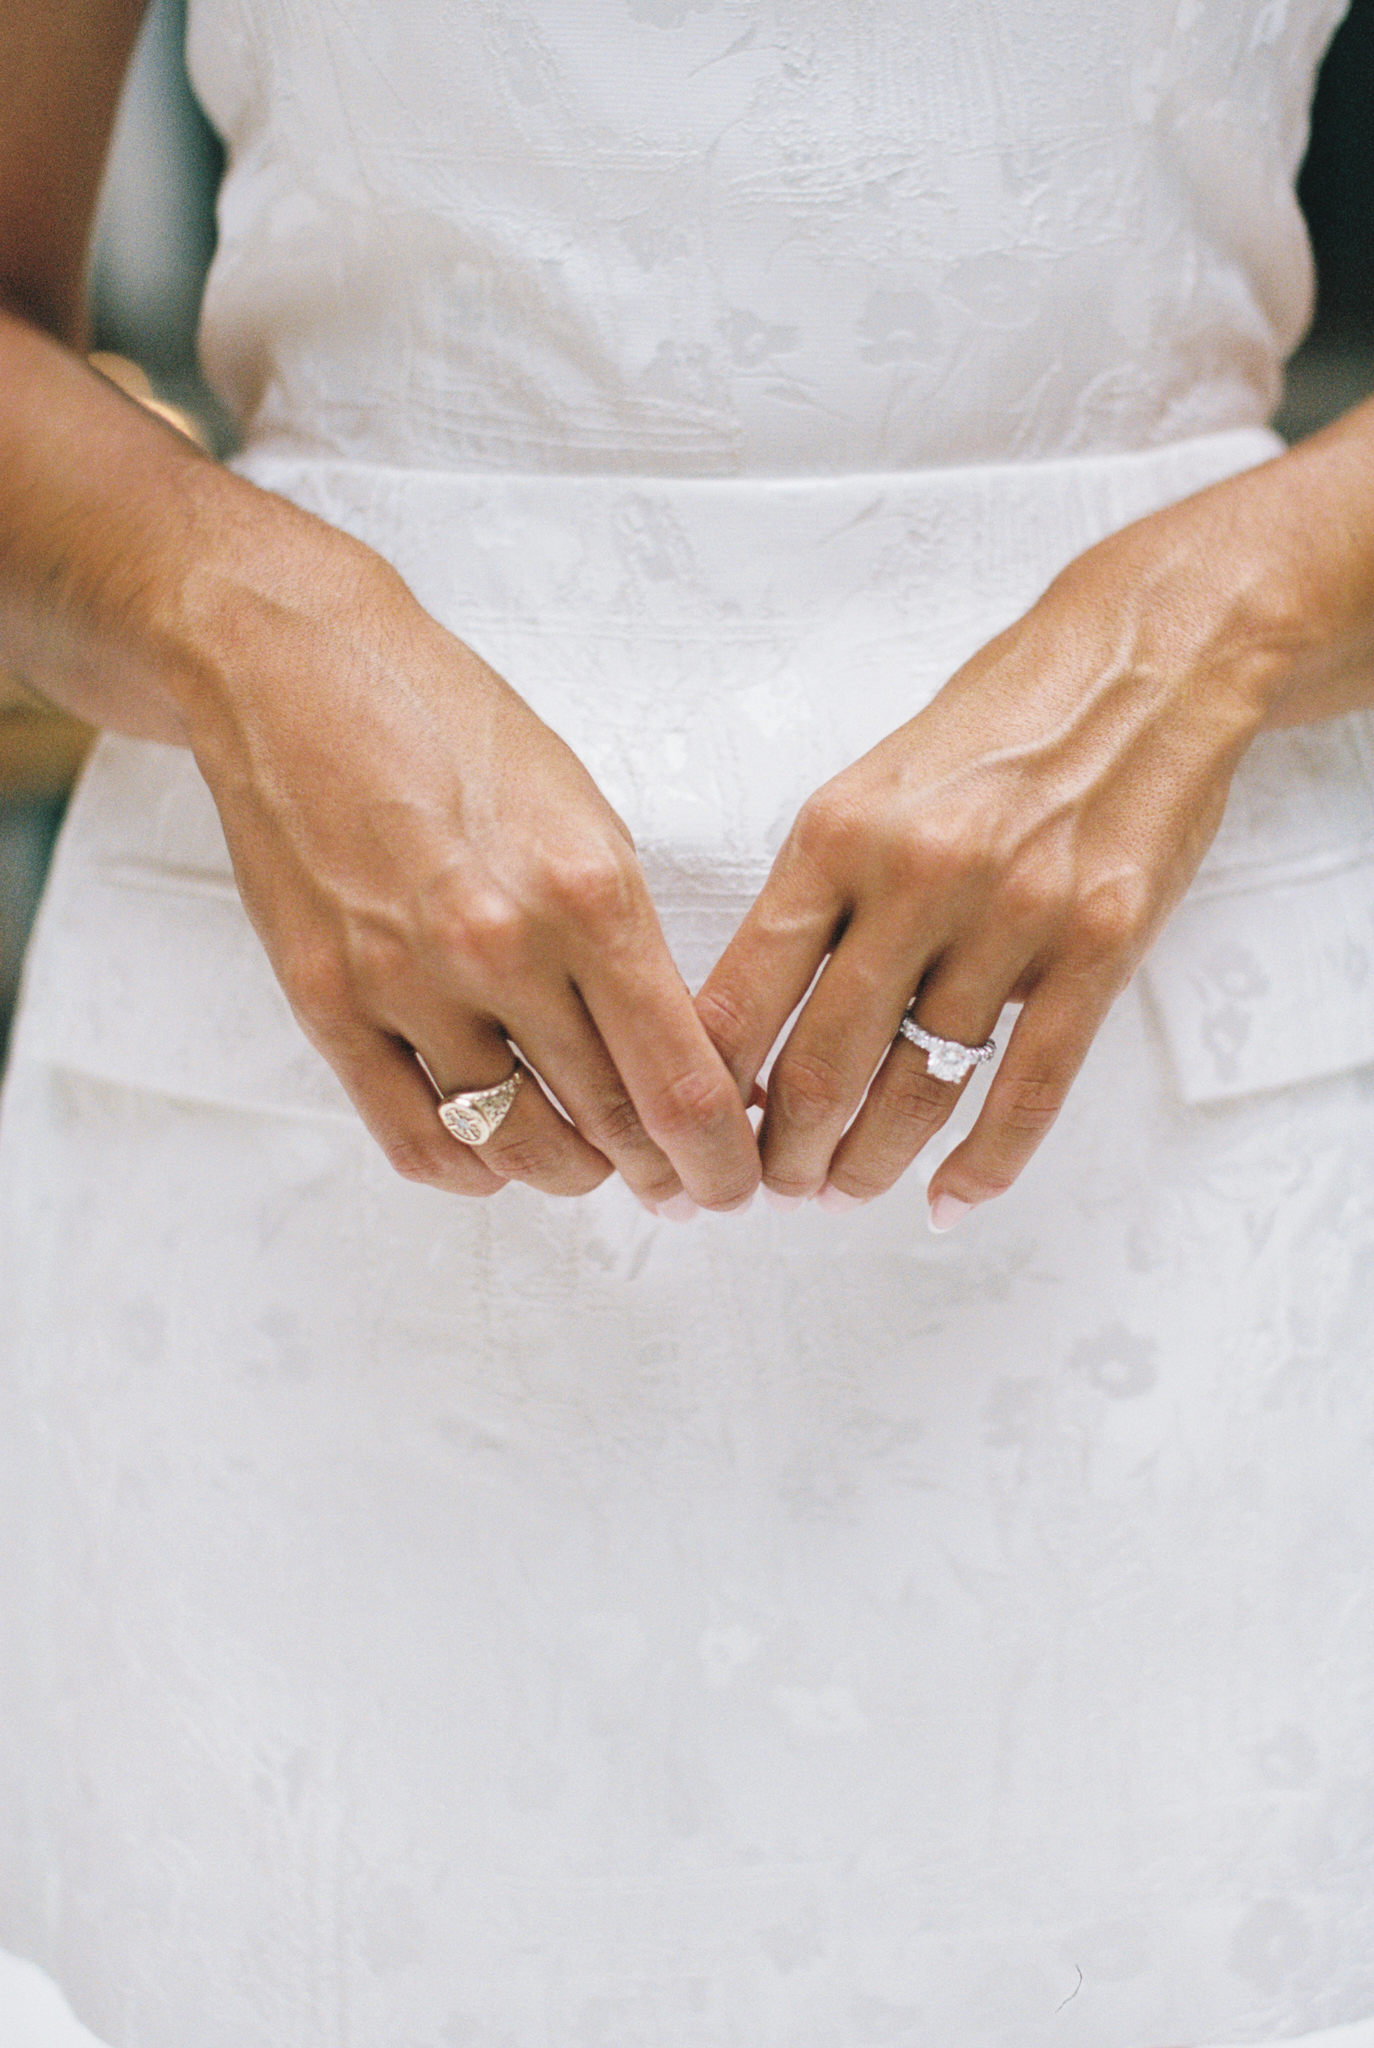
{"left": 725, "top": 1188, "right": 758, "bottom": 1215}
{"left": 928, "top": 1192, "right": 972, "bottom": 1234}
{"left": 761, "top": 1186, "right": 805, "bottom": 1214}
{"left": 816, "top": 1183, "right": 862, "bottom": 1214}
{"left": 657, "top": 1190, "right": 701, "bottom": 1224}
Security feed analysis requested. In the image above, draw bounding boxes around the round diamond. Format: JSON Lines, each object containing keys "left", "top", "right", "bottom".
{"left": 928, "top": 1045, "right": 971, "bottom": 1083}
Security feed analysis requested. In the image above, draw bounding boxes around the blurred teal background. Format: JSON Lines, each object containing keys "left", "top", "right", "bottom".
{"left": 1, "top": 0, "right": 1372, "bottom": 1067}
{"left": 88, "top": 0, "right": 225, "bottom": 414}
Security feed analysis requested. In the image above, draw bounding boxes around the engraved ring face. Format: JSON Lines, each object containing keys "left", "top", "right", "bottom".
{"left": 435, "top": 1068, "right": 524, "bottom": 1145}
{"left": 896, "top": 1013, "right": 997, "bottom": 1085}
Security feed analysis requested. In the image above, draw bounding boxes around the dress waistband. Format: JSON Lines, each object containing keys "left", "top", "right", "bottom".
{"left": 234, "top": 427, "right": 1282, "bottom": 628}
{"left": 236, "top": 426, "right": 1282, "bottom": 489}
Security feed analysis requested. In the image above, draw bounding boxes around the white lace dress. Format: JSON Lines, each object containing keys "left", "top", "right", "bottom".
{"left": 4, "top": 5, "right": 1374, "bottom": 2045}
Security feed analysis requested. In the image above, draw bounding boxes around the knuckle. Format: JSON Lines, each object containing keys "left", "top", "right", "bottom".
{"left": 541, "top": 844, "right": 638, "bottom": 931}
{"left": 382, "top": 1133, "right": 449, "bottom": 1186}
{"left": 348, "top": 930, "right": 410, "bottom": 998}
{"left": 996, "top": 869, "right": 1065, "bottom": 940}
{"left": 884, "top": 1060, "right": 958, "bottom": 1134}
{"left": 894, "top": 818, "right": 967, "bottom": 889}
{"left": 1067, "top": 879, "right": 1149, "bottom": 964}
{"left": 948, "top": 1143, "right": 1021, "bottom": 1201}
{"left": 284, "top": 942, "right": 354, "bottom": 1033}
{"left": 581, "top": 1091, "right": 648, "bottom": 1154}
{"left": 791, "top": 785, "right": 861, "bottom": 869}
{"left": 947, "top": 1081, "right": 1066, "bottom": 1204}
{"left": 482, "top": 1130, "right": 563, "bottom": 1182}
{"left": 767, "top": 1048, "right": 849, "bottom": 1130}
{"left": 694, "top": 982, "right": 752, "bottom": 1061}
{"left": 791, "top": 785, "right": 993, "bottom": 902}
{"left": 998, "top": 1076, "right": 1064, "bottom": 1138}
{"left": 830, "top": 1168, "right": 892, "bottom": 1203}
{"left": 431, "top": 889, "right": 528, "bottom": 977}
{"left": 566, "top": 1155, "right": 615, "bottom": 1196}
{"left": 646, "top": 1062, "right": 738, "bottom": 1138}
{"left": 764, "top": 1172, "right": 819, "bottom": 1201}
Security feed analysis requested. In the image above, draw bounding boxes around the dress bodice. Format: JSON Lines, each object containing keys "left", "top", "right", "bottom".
{"left": 186, "top": 0, "right": 1346, "bottom": 474}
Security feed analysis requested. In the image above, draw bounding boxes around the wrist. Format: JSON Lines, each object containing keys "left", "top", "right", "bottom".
{"left": 1059, "top": 459, "right": 1359, "bottom": 750}
{"left": 1043, "top": 511, "right": 1282, "bottom": 763}
{"left": 1151, "top": 404, "right": 1374, "bottom": 734}
{"left": 1243, "top": 434, "right": 1374, "bottom": 730}
{"left": 139, "top": 462, "right": 407, "bottom": 761}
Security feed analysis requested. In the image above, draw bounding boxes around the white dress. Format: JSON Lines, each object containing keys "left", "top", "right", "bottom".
{"left": 4, "top": 4, "right": 1374, "bottom": 2045}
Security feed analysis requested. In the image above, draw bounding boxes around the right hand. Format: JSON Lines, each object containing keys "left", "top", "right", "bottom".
{"left": 174, "top": 510, "right": 761, "bottom": 1214}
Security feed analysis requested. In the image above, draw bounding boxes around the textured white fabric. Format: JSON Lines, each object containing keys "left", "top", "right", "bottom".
{"left": 188, "top": 0, "right": 1335, "bottom": 473}
{"left": 0, "top": 1954, "right": 110, "bottom": 2048}
{"left": 3, "top": 3, "right": 1374, "bottom": 2046}
{"left": 4, "top": 1016, "right": 1374, "bottom": 2048}
{"left": 1211, "top": 2033, "right": 1374, "bottom": 2048}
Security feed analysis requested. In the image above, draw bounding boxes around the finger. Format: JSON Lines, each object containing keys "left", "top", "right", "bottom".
{"left": 822, "top": 954, "right": 1018, "bottom": 1204}
{"left": 694, "top": 831, "right": 849, "bottom": 1096}
{"left": 927, "top": 970, "right": 1113, "bottom": 1222}
{"left": 822, "top": 1026, "right": 977, "bottom": 1206}
{"left": 574, "top": 935, "right": 762, "bottom": 1213}
{"left": 502, "top": 983, "right": 691, "bottom": 1214}
{"left": 754, "top": 908, "right": 938, "bottom": 1200}
{"left": 415, "top": 1019, "right": 613, "bottom": 1199}
{"left": 321, "top": 1023, "right": 507, "bottom": 1196}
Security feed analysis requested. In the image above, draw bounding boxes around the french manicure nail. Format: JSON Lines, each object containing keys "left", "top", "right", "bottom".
{"left": 928, "top": 1192, "right": 972, "bottom": 1234}
{"left": 658, "top": 1190, "right": 701, "bottom": 1223}
{"left": 761, "top": 1186, "right": 805, "bottom": 1214}
{"left": 816, "top": 1183, "right": 862, "bottom": 1214}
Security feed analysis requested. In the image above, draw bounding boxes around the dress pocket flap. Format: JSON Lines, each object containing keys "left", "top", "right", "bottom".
{"left": 1142, "top": 852, "right": 1374, "bottom": 1103}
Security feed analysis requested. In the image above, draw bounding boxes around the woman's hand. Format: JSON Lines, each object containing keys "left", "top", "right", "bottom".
{"left": 0, "top": 321, "right": 761, "bottom": 1216}
{"left": 0, "top": 330, "right": 760, "bottom": 1217}
{"left": 0, "top": 3, "right": 760, "bottom": 1220}
{"left": 697, "top": 423, "right": 1374, "bottom": 1224}
{"left": 167, "top": 501, "right": 761, "bottom": 1213}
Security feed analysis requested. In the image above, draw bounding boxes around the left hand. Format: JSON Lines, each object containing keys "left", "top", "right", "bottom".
{"left": 696, "top": 484, "right": 1294, "bottom": 1223}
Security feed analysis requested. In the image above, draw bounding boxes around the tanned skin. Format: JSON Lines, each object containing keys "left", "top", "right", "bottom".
{"left": 4, "top": 0, "right": 1374, "bottom": 1239}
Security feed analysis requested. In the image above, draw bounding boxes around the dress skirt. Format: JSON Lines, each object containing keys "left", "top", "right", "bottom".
{"left": 2, "top": 433, "right": 1374, "bottom": 2047}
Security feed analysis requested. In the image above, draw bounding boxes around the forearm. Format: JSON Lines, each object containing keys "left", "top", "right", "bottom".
{"left": 0, "top": 301, "right": 381, "bottom": 752}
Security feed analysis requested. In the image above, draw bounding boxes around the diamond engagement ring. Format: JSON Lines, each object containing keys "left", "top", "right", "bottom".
{"left": 415, "top": 1052, "right": 525, "bottom": 1145}
{"left": 896, "top": 1009, "right": 998, "bottom": 1086}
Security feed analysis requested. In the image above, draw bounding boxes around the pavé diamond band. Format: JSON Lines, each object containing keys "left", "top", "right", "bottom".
{"left": 896, "top": 1009, "right": 998, "bottom": 1086}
